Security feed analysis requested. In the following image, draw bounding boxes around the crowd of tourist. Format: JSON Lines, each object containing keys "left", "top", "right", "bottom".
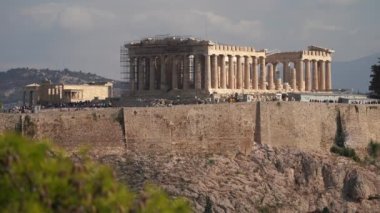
{"left": 3, "top": 101, "right": 112, "bottom": 113}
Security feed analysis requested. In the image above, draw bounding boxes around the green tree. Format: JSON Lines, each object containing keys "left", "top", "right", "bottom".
{"left": 369, "top": 59, "right": 380, "bottom": 98}
{"left": 0, "top": 134, "right": 191, "bottom": 212}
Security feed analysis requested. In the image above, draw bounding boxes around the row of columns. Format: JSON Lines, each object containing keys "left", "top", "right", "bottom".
{"left": 130, "top": 55, "right": 204, "bottom": 92}
{"left": 129, "top": 55, "right": 332, "bottom": 93}
{"left": 207, "top": 55, "right": 265, "bottom": 90}
{"left": 270, "top": 59, "right": 332, "bottom": 92}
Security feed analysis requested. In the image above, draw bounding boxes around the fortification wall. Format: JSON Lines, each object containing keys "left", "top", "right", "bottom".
{"left": 340, "top": 105, "right": 380, "bottom": 149}
{"left": 259, "top": 102, "right": 338, "bottom": 150}
{"left": 123, "top": 102, "right": 380, "bottom": 155}
{"left": 0, "top": 113, "right": 20, "bottom": 134}
{"left": 123, "top": 104, "right": 257, "bottom": 156}
{"left": 0, "top": 103, "right": 379, "bottom": 156}
{"left": 23, "top": 108, "right": 125, "bottom": 154}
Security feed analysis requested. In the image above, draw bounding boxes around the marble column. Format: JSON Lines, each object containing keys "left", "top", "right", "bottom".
{"left": 291, "top": 68, "right": 297, "bottom": 91}
{"left": 194, "top": 55, "right": 202, "bottom": 90}
{"left": 228, "top": 55, "right": 234, "bottom": 89}
{"left": 138, "top": 57, "right": 144, "bottom": 91}
{"left": 275, "top": 78, "right": 282, "bottom": 90}
{"left": 220, "top": 55, "right": 226, "bottom": 89}
{"left": 205, "top": 54, "right": 211, "bottom": 90}
{"left": 244, "top": 56, "right": 250, "bottom": 89}
{"left": 212, "top": 55, "right": 218, "bottom": 89}
{"left": 259, "top": 57, "right": 266, "bottom": 90}
{"left": 236, "top": 56, "right": 242, "bottom": 89}
{"left": 273, "top": 63, "right": 278, "bottom": 79}
{"left": 149, "top": 57, "right": 155, "bottom": 90}
{"left": 183, "top": 55, "right": 190, "bottom": 90}
{"left": 312, "top": 60, "right": 318, "bottom": 91}
{"left": 325, "top": 61, "right": 332, "bottom": 91}
{"left": 252, "top": 57, "right": 258, "bottom": 90}
{"left": 160, "top": 55, "right": 166, "bottom": 91}
{"left": 305, "top": 60, "right": 311, "bottom": 91}
{"left": 319, "top": 61, "right": 325, "bottom": 91}
{"left": 268, "top": 64, "right": 275, "bottom": 90}
{"left": 283, "top": 61, "right": 288, "bottom": 83}
{"left": 296, "top": 60, "right": 304, "bottom": 91}
{"left": 172, "top": 56, "right": 178, "bottom": 89}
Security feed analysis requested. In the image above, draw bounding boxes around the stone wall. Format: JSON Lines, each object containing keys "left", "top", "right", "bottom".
{"left": 340, "top": 105, "right": 380, "bottom": 149}
{"left": 0, "top": 113, "right": 20, "bottom": 134}
{"left": 123, "top": 104, "right": 257, "bottom": 156}
{"left": 1, "top": 103, "right": 379, "bottom": 156}
{"left": 123, "top": 102, "right": 380, "bottom": 155}
{"left": 21, "top": 108, "right": 125, "bottom": 154}
{"left": 258, "top": 102, "right": 338, "bottom": 150}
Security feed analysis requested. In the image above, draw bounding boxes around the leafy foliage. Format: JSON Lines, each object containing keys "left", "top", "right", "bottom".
{"left": 369, "top": 59, "right": 380, "bottom": 98}
{"left": 330, "top": 145, "right": 360, "bottom": 162}
{"left": 23, "top": 115, "right": 37, "bottom": 138}
{"left": 368, "top": 140, "right": 380, "bottom": 159}
{"left": 335, "top": 111, "right": 346, "bottom": 147}
{"left": 204, "top": 196, "right": 213, "bottom": 213}
{"left": 0, "top": 134, "right": 191, "bottom": 212}
{"left": 135, "top": 185, "right": 191, "bottom": 213}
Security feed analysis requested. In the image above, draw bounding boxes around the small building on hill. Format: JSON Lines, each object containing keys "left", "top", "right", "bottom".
{"left": 23, "top": 80, "right": 113, "bottom": 107}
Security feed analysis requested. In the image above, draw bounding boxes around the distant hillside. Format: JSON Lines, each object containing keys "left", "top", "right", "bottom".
{"left": 0, "top": 68, "right": 126, "bottom": 107}
{"left": 332, "top": 53, "right": 380, "bottom": 93}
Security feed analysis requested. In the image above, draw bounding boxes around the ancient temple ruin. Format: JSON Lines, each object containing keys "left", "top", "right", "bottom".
{"left": 121, "top": 36, "right": 333, "bottom": 97}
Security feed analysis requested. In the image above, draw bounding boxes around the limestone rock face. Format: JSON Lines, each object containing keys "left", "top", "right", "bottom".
{"left": 98, "top": 144, "right": 380, "bottom": 213}
{"left": 343, "top": 169, "right": 370, "bottom": 201}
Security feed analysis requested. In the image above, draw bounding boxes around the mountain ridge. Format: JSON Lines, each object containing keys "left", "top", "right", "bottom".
{"left": 332, "top": 52, "right": 380, "bottom": 92}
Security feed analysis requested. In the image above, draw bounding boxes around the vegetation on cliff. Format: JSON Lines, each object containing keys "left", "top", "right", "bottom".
{"left": 0, "top": 134, "right": 190, "bottom": 212}
{"left": 331, "top": 111, "right": 360, "bottom": 162}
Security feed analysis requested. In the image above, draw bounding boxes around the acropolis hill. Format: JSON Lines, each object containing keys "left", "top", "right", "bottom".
{"left": 1, "top": 37, "right": 379, "bottom": 212}
{"left": 0, "top": 102, "right": 380, "bottom": 212}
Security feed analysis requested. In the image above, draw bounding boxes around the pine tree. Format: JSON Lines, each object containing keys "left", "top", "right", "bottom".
{"left": 369, "top": 59, "right": 380, "bottom": 98}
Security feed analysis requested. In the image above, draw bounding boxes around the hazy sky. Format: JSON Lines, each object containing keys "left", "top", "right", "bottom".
{"left": 1, "top": 0, "right": 379, "bottom": 79}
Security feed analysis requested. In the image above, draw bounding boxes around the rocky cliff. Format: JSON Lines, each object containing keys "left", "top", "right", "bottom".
{"left": 101, "top": 144, "right": 380, "bottom": 212}
{"left": 0, "top": 102, "right": 379, "bottom": 212}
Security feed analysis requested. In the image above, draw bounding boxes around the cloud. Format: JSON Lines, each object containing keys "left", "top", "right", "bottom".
{"left": 317, "top": 0, "right": 359, "bottom": 5}
{"left": 130, "top": 9, "right": 263, "bottom": 44}
{"left": 192, "top": 10, "right": 263, "bottom": 40}
{"left": 304, "top": 20, "right": 343, "bottom": 32}
{"left": 21, "top": 3, "right": 115, "bottom": 32}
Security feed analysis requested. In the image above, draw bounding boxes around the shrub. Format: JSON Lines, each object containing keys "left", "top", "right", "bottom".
{"left": 0, "top": 134, "right": 190, "bottom": 212}
{"left": 330, "top": 145, "right": 360, "bottom": 162}
{"left": 368, "top": 140, "right": 380, "bottom": 159}
{"left": 23, "top": 115, "right": 37, "bottom": 137}
{"left": 335, "top": 111, "right": 346, "bottom": 147}
{"left": 204, "top": 196, "right": 213, "bottom": 213}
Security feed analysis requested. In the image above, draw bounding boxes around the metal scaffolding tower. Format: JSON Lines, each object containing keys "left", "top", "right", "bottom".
{"left": 120, "top": 45, "right": 130, "bottom": 85}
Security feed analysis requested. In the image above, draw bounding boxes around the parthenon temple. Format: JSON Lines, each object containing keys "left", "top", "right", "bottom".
{"left": 121, "top": 36, "right": 334, "bottom": 97}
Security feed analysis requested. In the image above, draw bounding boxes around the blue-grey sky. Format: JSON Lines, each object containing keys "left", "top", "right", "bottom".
{"left": 1, "top": 0, "right": 379, "bottom": 80}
